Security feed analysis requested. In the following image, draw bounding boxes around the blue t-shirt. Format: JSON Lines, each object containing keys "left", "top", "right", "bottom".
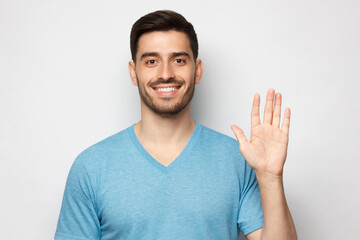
{"left": 55, "top": 123, "right": 263, "bottom": 240}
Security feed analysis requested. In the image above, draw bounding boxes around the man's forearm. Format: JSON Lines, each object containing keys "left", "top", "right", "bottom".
{"left": 256, "top": 173, "right": 297, "bottom": 240}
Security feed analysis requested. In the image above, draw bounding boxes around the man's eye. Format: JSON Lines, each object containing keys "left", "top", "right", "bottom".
{"left": 146, "top": 59, "right": 157, "bottom": 64}
{"left": 174, "top": 59, "right": 185, "bottom": 64}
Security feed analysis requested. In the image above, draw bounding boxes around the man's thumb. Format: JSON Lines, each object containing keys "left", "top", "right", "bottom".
{"left": 231, "top": 125, "right": 248, "bottom": 148}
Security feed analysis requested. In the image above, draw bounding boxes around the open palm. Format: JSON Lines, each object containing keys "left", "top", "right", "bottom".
{"left": 231, "top": 89, "right": 290, "bottom": 177}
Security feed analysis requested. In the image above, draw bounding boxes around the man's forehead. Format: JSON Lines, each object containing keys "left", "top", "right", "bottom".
{"left": 136, "top": 30, "right": 192, "bottom": 58}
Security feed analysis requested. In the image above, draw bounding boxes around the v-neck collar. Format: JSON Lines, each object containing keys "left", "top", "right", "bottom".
{"left": 127, "top": 122, "right": 202, "bottom": 174}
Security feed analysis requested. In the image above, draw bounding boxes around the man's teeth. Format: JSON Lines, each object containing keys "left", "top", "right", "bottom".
{"left": 156, "top": 87, "right": 177, "bottom": 92}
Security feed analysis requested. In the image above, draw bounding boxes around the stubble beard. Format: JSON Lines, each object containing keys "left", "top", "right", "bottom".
{"left": 136, "top": 74, "right": 196, "bottom": 116}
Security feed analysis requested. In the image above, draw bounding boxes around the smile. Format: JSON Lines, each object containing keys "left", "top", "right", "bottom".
{"left": 156, "top": 87, "right": 177, "bottom": 92}
{"left": 152, "top": 86, "right": 181, "bottom": 93}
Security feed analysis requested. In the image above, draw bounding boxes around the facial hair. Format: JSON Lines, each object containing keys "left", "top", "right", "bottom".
{"left": 136, "top": 74, "right": 196, "bottom": 116}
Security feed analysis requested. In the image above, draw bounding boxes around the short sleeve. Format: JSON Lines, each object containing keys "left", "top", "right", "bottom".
{"left": 237, "top": 160, "right": 263, "bottom": 236}
{"left": 55, "top": 155, "right": 101, "bottom": 240}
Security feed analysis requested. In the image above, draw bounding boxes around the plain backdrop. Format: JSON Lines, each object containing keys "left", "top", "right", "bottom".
{"left": 1, "top": 0, "right": 359, "bottom": 239}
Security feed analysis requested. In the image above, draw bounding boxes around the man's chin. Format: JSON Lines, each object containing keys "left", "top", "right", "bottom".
{"left": 150, "top": 106, "right": 186, "bottom": 116}
{"left": 145, "top": 101, "right": 191, "bottom": 116}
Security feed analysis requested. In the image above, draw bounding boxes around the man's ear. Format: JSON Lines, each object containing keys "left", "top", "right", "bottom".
{"left": 128, "top": 61, "right": 138, "bottom": 86}
{"left": 195, "top": 59, "right": 203, "bottom": 85}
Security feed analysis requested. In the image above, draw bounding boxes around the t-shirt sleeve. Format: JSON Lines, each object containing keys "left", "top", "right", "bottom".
{"left": 55, "top": 155, "right": 101, "bottom": 240}
{"left": 237, "top": 159, "right": 263, "bottom": 236}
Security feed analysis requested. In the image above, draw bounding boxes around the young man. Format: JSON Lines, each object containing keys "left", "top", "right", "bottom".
{"left": 55, "top": 10, "right": 297, "bottom": 240}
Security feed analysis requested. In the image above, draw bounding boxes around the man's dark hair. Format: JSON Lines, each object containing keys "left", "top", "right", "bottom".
{"left": 130, "top": 10, "right": 198, "bottom": 62}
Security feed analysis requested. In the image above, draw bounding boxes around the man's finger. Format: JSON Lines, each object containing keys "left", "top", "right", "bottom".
{"left": 251, "top": 93, "right": 261, "bottom": 128}
{"left": 263, "top": 89, "right": 275, "bottom": 124}
{"left": 281, "top": 108, "right": 291, "bottom": 135}
{"left": 273, "top": 93, "right": 282, "bottom": 128}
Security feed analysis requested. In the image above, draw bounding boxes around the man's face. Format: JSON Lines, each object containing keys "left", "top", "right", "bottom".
{"left": 129, "top": 30, "right": 203, "bottom": 116}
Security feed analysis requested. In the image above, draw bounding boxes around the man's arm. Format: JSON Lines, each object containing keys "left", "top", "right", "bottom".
{"left": 245, "top": 174, "right": 297, "bottom": 240}
{"left": 55, "top": 154, "right": 101, "bottom": 240}
{"left": 232, "top": 89, "right": 297, "bottom": 240}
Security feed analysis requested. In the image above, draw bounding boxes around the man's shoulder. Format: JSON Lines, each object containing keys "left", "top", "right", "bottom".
{"left": 195, "top": 122, "right": 242, "bottom": 158}
{"left": 198, "top": 123, "right": 238, "bottom": 145}
{"left": 76, "top": 125, "right": 134, "bottom": 164}
{"left": 197, "top": 123, "right": 247, "bottom": 168}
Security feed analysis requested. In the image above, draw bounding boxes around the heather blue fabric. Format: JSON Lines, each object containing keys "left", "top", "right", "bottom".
{"left": 55, "top": 123, "right": 263, "bottom": 240}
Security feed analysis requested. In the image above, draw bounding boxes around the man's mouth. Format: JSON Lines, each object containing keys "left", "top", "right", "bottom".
{"left": 152, "top": 86, "right": 181, "bottom": 93}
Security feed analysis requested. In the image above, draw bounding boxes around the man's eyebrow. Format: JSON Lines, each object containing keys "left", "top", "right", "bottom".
{"left": 140, "top": 52, "right": 160, "bottom": 60}
{"left": 139, "top": 51, "right": 191, "bottom": 61}
{"left": 171, "top": 52, "right": 191, "bottom": 58}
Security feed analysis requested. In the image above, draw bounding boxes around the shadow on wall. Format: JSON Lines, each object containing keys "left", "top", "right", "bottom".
{"left": 191, "top": 69, "right": 214, "bottom": 124}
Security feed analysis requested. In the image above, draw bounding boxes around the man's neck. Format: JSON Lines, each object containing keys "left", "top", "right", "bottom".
{"left": 134, "top": 104, "right": 195, "bottom": 148}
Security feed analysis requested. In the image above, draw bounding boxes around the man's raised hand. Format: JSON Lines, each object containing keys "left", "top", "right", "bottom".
{"left": 231, "top": 89, "right": 291, "bottom": 178}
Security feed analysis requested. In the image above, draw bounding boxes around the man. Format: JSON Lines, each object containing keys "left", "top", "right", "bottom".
{"left": 55, "top": 10, "right": 297, "bottom": 240}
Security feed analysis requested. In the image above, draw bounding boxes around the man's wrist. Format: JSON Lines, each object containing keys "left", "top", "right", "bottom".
{"left": 255, "top": 171, "right": 284, "bottom": 191}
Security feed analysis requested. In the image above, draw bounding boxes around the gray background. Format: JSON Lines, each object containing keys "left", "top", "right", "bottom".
{"left": 1, "top": 0, "right": 359, "bottom": 239}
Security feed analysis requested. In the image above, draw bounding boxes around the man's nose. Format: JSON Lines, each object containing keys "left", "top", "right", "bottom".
{"left": 157, "top": 62, "right": 175, "bottom": 81}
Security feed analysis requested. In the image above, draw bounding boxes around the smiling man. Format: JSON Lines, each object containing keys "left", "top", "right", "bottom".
{"left": 130, "top": 30, "right": 200, "bottom": 117}
{"left": 55, "top": 10, "right": 297, "bottom": 240}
